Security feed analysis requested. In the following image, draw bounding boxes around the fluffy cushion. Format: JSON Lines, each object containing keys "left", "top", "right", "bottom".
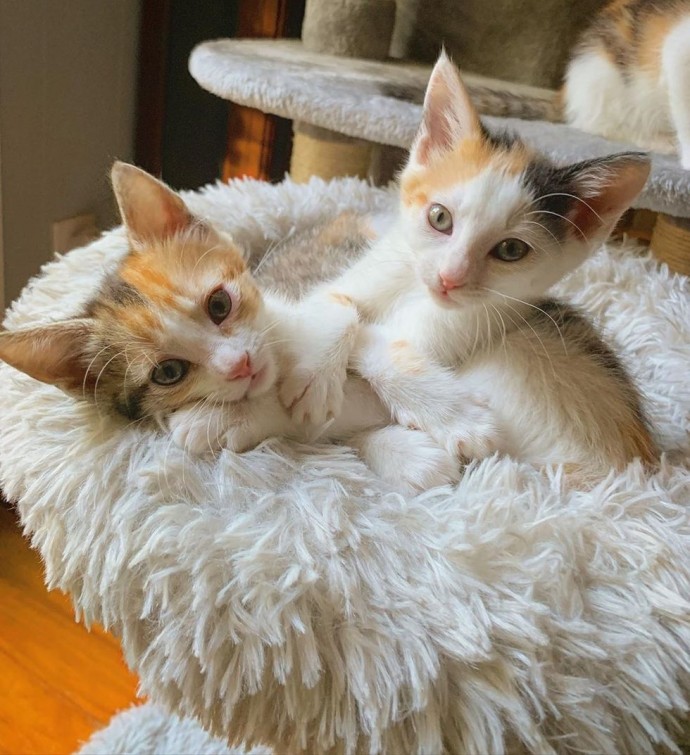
{"left": 1, "top": 177, "right": 689, "bottom": 754}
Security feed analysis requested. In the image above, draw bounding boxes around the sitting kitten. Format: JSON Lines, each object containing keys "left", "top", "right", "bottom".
{"left": 288, "top": 53, "right": 657, "bottom": 481}
{"left": 563, "top": 0, "right": 690, "bottom": 168}
{"left": 0, "top": 162, "right": 464, "bottom": 493}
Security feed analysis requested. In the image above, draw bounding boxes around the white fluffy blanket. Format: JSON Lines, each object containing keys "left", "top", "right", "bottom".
{"left": 1, "top": 177, "right": 690, "bottom": 755}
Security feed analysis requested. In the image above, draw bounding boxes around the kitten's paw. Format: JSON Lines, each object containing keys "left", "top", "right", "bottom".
{"left": 169, "top": 405, "right": 226, "bottom": 456}
{"left": 222, "top": 422, "right": 263, "bottom": 454}
{"left": 355, "top": 426, "right": 460, "bottom": 494}
{"left": 279, "top": 368, "right": 345, "bottom": 426}
{"left": 396, "top": 436, "right": 460, "bottom": 494}
{"left": 436, "top": 397, "right": 505, "bottom": 462}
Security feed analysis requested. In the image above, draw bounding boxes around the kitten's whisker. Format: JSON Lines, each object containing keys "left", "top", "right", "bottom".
{"left": 92, "top": 350, "right": 128, "bottom": 412}
{"left": 82, "top": 343, "right": 117, "bottom": 402}
{"left": 525, "top": 192, "right": 604, "bottom": 225}
{"left": 487, "top": 302, "right": 508, "bottom": 360}
{"left": 482, "top": 288, "right": 568, "bottom": 356}
{"left": 253, "top": 238, "right": 283, "bottom": 276}
{"left": 521, "top": 219, "right": 564, "bottom": 252}
{"left": 525, "top": 209, "right": 587, "bottom": 240}
{"left": 190, "top": 241, "right": 227, "bottom": 275}
{"left": 501, "top": 301, "right": 558, "bottom": 380}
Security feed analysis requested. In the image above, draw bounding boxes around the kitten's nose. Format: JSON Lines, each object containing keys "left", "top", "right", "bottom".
{"left": 226, "top": 352, "right": 252, "bottom": 380}
{"left": 439, "top": 273, "right": 464, "bottom": 292}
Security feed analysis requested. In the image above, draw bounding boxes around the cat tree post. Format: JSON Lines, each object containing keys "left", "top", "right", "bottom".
{"left": 651, "top": 214, "right": 690, "bottom": 276}
{"left": 290, "top": 0, "right": 397, "bottom": 183}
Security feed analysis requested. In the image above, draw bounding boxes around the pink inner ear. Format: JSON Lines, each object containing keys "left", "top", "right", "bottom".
{"left": 411, "top": 54, "right": 481, "bottom": 167}
{"left": 567, "top": 158, "right": 650, "bottom": 240}
{"left": 568, "top": 196, "right": 606, "bottom": 239}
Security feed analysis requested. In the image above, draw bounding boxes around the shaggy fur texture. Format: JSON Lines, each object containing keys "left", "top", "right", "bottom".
{"left": 76, "top": 703, "right": 250, "bottom": 755}
{"left": 189, "top": 39, "right": 690, "bottom": 217}
{"left": 1, "top": 177, "right": 690, "bottom": 754}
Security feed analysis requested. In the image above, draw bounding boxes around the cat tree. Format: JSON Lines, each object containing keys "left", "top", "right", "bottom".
{"left": 189, "top": 0, "right": 690, "bottom": 274}
{"left": 2, "top": 3, "right": 690, "bottom": 754}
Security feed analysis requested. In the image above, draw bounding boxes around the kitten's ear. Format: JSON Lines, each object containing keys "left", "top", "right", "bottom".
{"left": 409, "top": 51, "right": 481, "bottom": 168}
{"left": 0, "top": 320, "right": 95, "bottom": 394}
{"left": 566, "top": 153, "right": 651, "bottom": 240}
{"left": 111, "top": 161, "right": 197, "bottom": 245}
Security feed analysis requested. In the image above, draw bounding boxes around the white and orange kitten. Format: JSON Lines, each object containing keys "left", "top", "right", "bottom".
{"left": 0, "top": 162, "right": 466, "bottom": 493}
{"left": 564, "top": 0, "right": 690, "bottom": 168}
{"left": 287, "top": 53, "right": 657, "bottom": 480}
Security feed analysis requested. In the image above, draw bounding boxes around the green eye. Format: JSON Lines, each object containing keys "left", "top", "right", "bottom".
{"left": 151, "top": 359, "right": 189, "bottom": 386}
{"left": 428, "top": 203, "right": 453, "bottom": 234}
{"left": 490, "top": 238, "right": 530, "bottom": 262}
{"left": 207, "top": 288, "right": 232, "bottom": 324}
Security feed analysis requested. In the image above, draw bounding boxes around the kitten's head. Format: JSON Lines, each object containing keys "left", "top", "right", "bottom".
{"left": 400, "top": 52, "right": 650, "bottom": 309}
{"left": 0, "top": 163, "right": 277, "bottom": 419}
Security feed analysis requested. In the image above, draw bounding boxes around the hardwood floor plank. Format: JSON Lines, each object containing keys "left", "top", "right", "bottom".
{"left": 0, "top": 505, "right": 139, "bottom": 754}
{"left": 0, "top": 646, "right": 102, "bottom": 755}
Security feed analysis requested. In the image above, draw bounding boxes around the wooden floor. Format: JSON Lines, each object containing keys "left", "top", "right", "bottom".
{"left": 0, "top": 503, "right": 139, "bottom": 755}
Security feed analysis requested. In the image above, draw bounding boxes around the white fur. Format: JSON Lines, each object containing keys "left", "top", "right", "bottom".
{"left": 76, "top": 702, "right": 262, "bottom": 755}
{"left": 663, "top": 16, "right": 690, "bottom": 169}
{"left": 564, "top": 14, "right": 690, "bottom": 165}
{"left": 2, "top": 176, "right": 690, "bottom": 754}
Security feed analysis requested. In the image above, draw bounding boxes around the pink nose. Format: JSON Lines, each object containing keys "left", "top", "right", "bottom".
{"left": 439, "top": 274, "right": 464, "bottom": 292}
{"left": 226, "top": 352, "right": 252, "bottom": 380}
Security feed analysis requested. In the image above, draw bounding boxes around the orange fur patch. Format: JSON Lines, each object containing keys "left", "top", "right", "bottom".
{"left": 401, "top": 137, "right": 530, "bottom": 207}
{"left": 390, "top": 340, "right": 426, "bottom": 375}
{"left": 329, "top": 292, "right": 355, "bottom": 307}
{"left": 637, "top": 12, "right": 676, "bottom": 73}
{"left": 120, "top": 254, "right": 177, "bottom": 307}
{"left": 623, "top": 416, "right": 659, "bottom": 466}
{"left": 234, "top": 275, "right": 261, "bottom": 322}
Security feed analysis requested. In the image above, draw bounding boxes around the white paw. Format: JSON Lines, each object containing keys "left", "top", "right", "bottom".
{"left": 222, "top": 422, "right": 260, "bottom": 454}
{"left": 279, "top": 367, "right": 345, "bottom": 426}
{"left": 681, "top": 150, "right": 690, "bottom": 171}
{"left": 395, "top": 436, "right": 460, "bottom": 494}
{"left": 435, "top": 397, "right": 504, "bottom": 462}
{"left": 359, "top": 426, "right": 460, "bottom": 494}
{"left": 168, "top": 405, "right": 226, "bottom": 456}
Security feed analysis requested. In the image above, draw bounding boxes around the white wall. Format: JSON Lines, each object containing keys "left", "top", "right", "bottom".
{"left": 0, "top": 0, "right": 141, "bottom": 309}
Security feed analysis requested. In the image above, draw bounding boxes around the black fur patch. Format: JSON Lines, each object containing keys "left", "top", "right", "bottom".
{"left": 521, "top": 159, "right": 575, "bottom": 238}
{"left": 104, "top": 277, "right": 145, "bottom": 307}
{"left": 480, "top": 122, "right": 519, "bottom": 152}
{"left": 532, "top": 299, "right": 630, "bottom": 387}
{"left": 114, "top": 383, "right": 149, "bottom": 420}
{"left": 578, "top": 0, "right": 682, "bottom": 72}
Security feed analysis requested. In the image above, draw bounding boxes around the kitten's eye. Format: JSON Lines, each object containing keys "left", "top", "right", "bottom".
{"left": 490, "top": 238, "right": 530, "bottom": 262}
{"left": 428, "top": 203, "right": 453, "bottom": 234}
{"left": 151, "top": 359, "right": 189, "bottom": 386}
{"left": 207, "top": 287, "right": 232, "bottom": 324}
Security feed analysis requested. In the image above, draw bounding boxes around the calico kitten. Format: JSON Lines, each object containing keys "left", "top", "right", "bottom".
{"left": 291, "top": 53, "right": 657, "bottom": 480}
{"left": 563, "top": 0, "right": 690, "bottom": 168}
{"left": 0, "top": 162, "right": 461, "bottom": 493}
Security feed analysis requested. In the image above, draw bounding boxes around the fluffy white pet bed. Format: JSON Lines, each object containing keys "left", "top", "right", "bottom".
{"left": 2, "top": 177, "right": 690, "bottom": 755}
{"left": 76, "top": 702, "right": 262, "bottom": 755}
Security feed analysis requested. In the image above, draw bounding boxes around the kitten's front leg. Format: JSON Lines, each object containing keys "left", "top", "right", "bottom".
{"left": 353, "top": 324, "right": 505, "bottom": 462}
{"left": 222, "top": 392, "right": 293, "bottom": 453}
{"left": 168, "top": 401, "right": 233, "bottom": 456}
{"left": 278, "top": 294, "right": 360, "bottom": 425}
{"left": 168, "top": 392, "right": 290, "bottom": 456}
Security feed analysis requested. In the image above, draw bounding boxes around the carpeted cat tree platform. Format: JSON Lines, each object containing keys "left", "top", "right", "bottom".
{"left": 2, "top": 176, "right": 690, "bottom": 754}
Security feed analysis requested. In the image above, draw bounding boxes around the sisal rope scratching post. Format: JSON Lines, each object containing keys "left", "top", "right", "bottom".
{"left": 290, "top": 0, "right": 396, "bottom": 183}
{"left": 651, "top": 214, "right": 690, "bottom": 276}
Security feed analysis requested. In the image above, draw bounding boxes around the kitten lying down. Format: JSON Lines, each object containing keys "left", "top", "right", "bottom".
{"left": 0, "top": 162, "right": 476, "bottom": 494}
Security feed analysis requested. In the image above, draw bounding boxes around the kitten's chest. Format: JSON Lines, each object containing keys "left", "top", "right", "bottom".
{"left": 385, "top": 294, "right": 488, "bottom": 367}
